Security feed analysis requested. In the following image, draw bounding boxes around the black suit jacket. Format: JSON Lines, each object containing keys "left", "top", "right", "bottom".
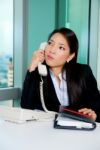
{"left": 21, "top": 63, "right": 100, "bottom": 122}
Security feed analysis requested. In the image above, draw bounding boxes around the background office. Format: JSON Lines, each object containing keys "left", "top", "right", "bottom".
{"left": 0, "top": 0, "right": 100, "bottom": 106}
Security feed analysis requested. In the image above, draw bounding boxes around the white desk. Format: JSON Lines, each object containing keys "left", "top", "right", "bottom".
{"left": 0, "top": 120, "right": 100, "bottom": 150}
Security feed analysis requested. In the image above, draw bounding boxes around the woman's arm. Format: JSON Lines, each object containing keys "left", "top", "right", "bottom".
{"left": 79, "top": 65, "right": 100, "bottom": 122}
{"left": 68, "top": 64, "right": 100, "bottom": 122}
{"left": 21, "top": 70, "right": 36, "bottom": 109}
{"left": 21, "top": 48, "right": 45, "bottom": 109}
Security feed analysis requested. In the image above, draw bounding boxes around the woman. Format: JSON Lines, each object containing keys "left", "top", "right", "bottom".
{"left": 21, "top": 27, "right": 100, "bottom": 122}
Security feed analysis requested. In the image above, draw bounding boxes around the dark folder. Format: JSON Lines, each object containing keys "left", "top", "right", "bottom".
{"left": 54, "top": 107, "right": 96, "bottom": 130}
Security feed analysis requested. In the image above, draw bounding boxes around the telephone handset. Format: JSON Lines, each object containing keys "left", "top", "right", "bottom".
{"left": 38, "top": 42, "right": 47, "bottom": 76}
{"left": 38, "top": 42, "right": 55, "bottom": 113}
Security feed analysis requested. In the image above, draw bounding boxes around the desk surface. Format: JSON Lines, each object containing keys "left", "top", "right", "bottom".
{"left": 0, "top": 120, "right": 100, "bottom": 150}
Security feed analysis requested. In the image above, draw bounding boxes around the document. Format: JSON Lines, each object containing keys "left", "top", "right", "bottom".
{"left": 56, "top": 114, "right": 93, "bottom": 129}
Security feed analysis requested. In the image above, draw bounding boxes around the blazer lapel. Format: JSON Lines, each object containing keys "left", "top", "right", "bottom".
{"left": 43, "top": 71, "right": 60, "bottom": 112}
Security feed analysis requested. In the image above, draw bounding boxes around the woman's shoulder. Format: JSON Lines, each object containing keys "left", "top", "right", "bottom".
{"left": 74, "top": 63, "right": 94, "bottom": 78}
{"left": 75, "top": 63, "right": 89, "bottom": 68}
{"left": 68, "top": 63, "right": 93, "bottom": 78}
{"left": 75, "top": 63, "right": 91, "bottom": 71}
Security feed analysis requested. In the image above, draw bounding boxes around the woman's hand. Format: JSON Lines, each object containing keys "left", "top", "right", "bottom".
{"left": 78, "top": 108, "right": 97, "bottom": 121}
{"left": 29, "top": 49, "right": 45, "bottom": 72}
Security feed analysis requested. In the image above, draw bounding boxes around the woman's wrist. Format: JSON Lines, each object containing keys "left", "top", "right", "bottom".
{"left": 28, "top": 62, "right": 38, "bottom": 72}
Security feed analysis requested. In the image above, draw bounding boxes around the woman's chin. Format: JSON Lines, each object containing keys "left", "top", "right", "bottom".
{"left": 45, "top": 60, "right": 55, "bottom": 67}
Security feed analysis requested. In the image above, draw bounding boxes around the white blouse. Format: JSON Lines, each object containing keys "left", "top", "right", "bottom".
{"left": 50, "top": 70, "right": 69, "bottom": 106}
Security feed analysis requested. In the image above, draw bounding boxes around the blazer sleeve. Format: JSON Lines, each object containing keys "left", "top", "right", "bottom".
{"left": 20, "top": 70, "right": 41, "bottom": 109}
{"left": 84, "top": 65, "right": 100, "bottom": 122}
{"left": 69, "top": 64, "right": 100, "bottom": 122}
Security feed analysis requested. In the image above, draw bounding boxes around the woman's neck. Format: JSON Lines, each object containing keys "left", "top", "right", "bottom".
{"left": 50, "top": 66, "right": 63, "bottom": 77}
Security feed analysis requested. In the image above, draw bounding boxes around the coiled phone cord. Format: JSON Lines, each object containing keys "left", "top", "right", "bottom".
{"left": 40, "top": 76, "right": 56, "bottom": 114}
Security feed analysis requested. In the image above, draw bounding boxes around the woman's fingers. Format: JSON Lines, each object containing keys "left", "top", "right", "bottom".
{"left": 79, "top": 108, "right": 92, "bottom": 114}
{"left": 78, "top": 108, "right": 97, "bottom": 121}
{"left": 38, "top": 50, "right": 45, "bottom": 62}
{"left": 29, "top": 50, "right": 45, "bottom": 72}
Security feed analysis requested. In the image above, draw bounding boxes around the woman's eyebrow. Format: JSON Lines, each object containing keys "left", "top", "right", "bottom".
{"left": 58, "top": 43, "right": 65, "bottom": 46}
{"left": 49, "top": 39, "right": 54, "bottom": 42}
{"left": 49, "top": 39, "right": 65, "bottom": 46}
{"left": 59, "top": 43, "right": 64, "bottom": 45}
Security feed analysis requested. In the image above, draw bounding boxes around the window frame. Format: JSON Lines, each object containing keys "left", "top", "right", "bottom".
{"left": 97, "top": 0, "right": 100, "bottom": 89}
{"left": 0, "top": 0, "right": 28, "bottom": 101}
{"left": 89, "top": 0, "right": 99, "bottom": 78}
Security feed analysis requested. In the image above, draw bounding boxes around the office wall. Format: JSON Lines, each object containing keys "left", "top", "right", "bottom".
{"left": 68, "top": 0, "right": 89, "bottom": 64}
{"left": 27, "top": 0, "right": 92, "bottom": 66}
{"left": 27, "top": 0, "right": 99, "bottom": 77}
{"left": 27, "top": 0, "right": 56, "bottom": 65}
{"left": 57, "top": 0, "right": 89, "bottom": 64}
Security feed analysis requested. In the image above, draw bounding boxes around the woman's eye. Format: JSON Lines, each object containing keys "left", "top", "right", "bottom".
{"left": 59, "top": 46, "right": 65, "bottom": 51}
{"left": 47, "top": 41, "right": 52, "bottom": 45}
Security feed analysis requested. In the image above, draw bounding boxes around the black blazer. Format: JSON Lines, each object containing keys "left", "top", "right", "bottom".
{"left": 21, "top": 63, "right": 100, "bottom": 122}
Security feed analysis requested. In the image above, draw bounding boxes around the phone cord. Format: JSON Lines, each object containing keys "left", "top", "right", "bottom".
{"left": 40, "top": 76, "right": 56, "bottom": 114}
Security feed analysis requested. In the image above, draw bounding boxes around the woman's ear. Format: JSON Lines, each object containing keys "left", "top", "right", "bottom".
{"left": 66, "top": 53, "right": 75, "bottom": 63}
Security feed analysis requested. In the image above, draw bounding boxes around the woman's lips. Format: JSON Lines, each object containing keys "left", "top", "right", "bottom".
{"left": 47, "top": 55, "right": 54, "bottom": 60}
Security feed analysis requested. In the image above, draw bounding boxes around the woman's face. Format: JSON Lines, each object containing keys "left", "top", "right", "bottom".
{"left": 45, "top": 33, "right": 74, "bottom": 69}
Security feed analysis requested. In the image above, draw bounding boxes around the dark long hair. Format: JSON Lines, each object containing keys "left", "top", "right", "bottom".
{"left": 47, "top": 28, "right": 80, "bottom": 104}
{"left": 48, "top": 27, "right": 79, "bottom": 63}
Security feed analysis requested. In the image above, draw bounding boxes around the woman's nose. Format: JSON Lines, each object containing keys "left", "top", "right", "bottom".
{"left": 49, "top": 45, "right": 57, "bottom": 54}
